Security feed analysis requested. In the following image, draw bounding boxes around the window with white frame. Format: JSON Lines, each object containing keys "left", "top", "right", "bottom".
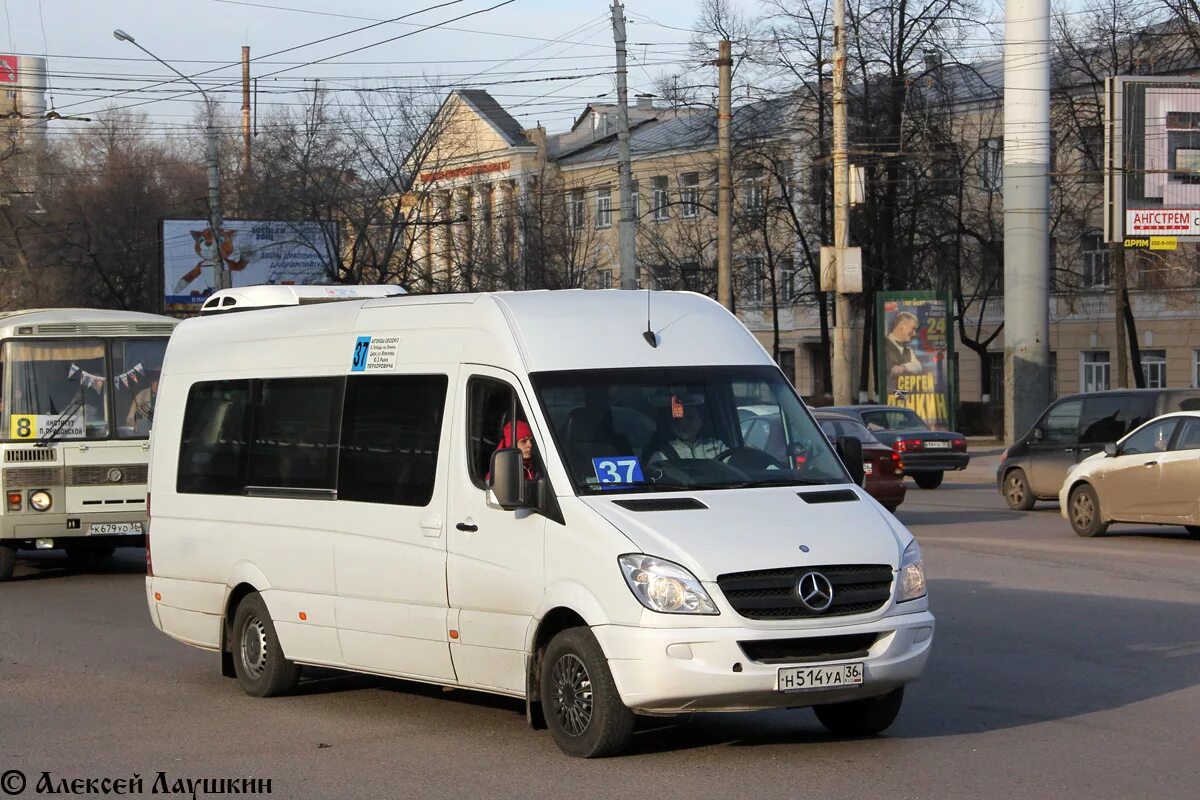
{"left": 1194, "top": 350, "right": 1200, "bottom": 388}
{"left": 566, "top": 189, "right": 584, "bottom": 229}
{"left": 1081, "top": 232, "right": 1110, "bottom": 288}
{"left": 982, "top": 137, "right": 1004, "bottom": 191}
{"left": 651, "top": 176, "right": 669, "bottom": 221}
{"left": 680, "top": 172, "right": 700, "bottom": 218}
{"left": 743, "top": 165, "right": 765, "bottom": 211}
{"left": 596, "top": 185, "right": 612, "bottom": 228}
{"left": 1082, "top": 351, "right": 1111, "bottom": 393}
{"left": 745, "top": 257, "right": 765, "bottom": 304}
{"left": 1141, "top": 349, "right": 1167, "bottom": 389}
{"left": 630, "top": 180, "right": 640, "bottom": 222}
{"left": 780, "top": 256, "right": 796, "bottom": 301}
{"left": 595, "top": 270, "right": 613, "bottom": 289}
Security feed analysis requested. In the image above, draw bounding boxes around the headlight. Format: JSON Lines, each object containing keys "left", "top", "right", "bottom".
{"left": 897, "top": 539, "right": 926, "bottom": 602}
{"left": 618, "top": 554, "right": 719, "bottom": 615}
{"left": 29, "top": 490, "right": 52, "bottom": 512}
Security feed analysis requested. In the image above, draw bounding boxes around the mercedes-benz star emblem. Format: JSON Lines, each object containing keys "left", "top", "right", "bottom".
{"left": 797, "top": 571, "right": 834, "bottom": 612}
{"left": 107, "top": 468, "right": 124, "bottom": 483}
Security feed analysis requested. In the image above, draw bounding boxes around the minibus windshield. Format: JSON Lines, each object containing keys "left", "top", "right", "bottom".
{"left": 533, "top": 366, "right": 849, "bottom": 494}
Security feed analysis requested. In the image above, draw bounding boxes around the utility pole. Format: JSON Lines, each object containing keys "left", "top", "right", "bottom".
{"left": 1002, "top": 0, "right": 1051, "bottom": 441}
{"left": 716, "top": 39, "right": 733, "bottom": 310}
{"left": 113, "top": 29, "right": 230, "bottom": 291}
{"left": 830, "top": 0, "right": 854, "bottom": 405}
{"left": 1113, "top": 244, "right": 1128, "bottom": 387}
{"left": 241, "top": 46, "right": 251, "bottom": 177}
{"left": 611, "top": 0, "right": 637, "bottom": 291}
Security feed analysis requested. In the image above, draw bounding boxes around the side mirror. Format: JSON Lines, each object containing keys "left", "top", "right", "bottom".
{"left": 1103, "top": 442, "right": 1118, "bottom": 458}
{"left": 1031, "top": 427, "right": 1044, "bottom": 442}
{"left": 836, "top": 435, "right": 865, "bottom": 486}
{"left": 488, "top": 448, "right": 528, "bottom": 510}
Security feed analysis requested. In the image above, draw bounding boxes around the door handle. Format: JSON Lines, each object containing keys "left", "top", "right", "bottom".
{"left": 456, "top": 522, "right": 478, "bottom": 532}
{"left": 1143, "top": 461, "right": 1158, "bottom": 467}
{"left": 419, "top": 513, "right": 443, "bottom": 538}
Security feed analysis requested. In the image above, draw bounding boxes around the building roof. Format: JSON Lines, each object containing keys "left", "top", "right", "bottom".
{"left": 454, "top": 89, "right": 534, "bottom": 149}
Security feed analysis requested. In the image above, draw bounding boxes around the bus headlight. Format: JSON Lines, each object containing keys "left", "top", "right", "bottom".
{"left": 28, "top": 490, "right": 52, "bottom": 512}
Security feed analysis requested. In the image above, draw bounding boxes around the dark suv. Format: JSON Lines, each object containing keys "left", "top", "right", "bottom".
{"left": 998, "top": 388, "right": 1200, "bottom": 510}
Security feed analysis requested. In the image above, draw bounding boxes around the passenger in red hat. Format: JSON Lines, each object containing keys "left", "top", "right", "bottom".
{"left": 489, "top": 419, "right": 538, "bottom": 481}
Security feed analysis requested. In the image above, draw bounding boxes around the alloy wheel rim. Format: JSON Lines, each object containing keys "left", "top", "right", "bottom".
{"left": 1006, "top": 476, "right": 1025, "bottom": 504}
{"left": 240, "top": 615, "right": 268, "bottom": 678}
{"left": 551, "top": 653, "right": 593, "bottom": 737}
{"left": 1072, "top": 493, "right": 1094, "bottom": 528}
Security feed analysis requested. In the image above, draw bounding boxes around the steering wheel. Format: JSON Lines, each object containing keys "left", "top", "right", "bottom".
{"left": 717, "top": 446, "right": 785, "bottom": 471}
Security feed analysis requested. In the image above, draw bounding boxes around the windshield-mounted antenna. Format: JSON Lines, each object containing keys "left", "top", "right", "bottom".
{"left": 642, "top": 289, "right": 658, "bottom": 348}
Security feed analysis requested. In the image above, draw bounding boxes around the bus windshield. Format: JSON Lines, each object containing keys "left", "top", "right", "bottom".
{"left": 531, "top": 365, "right": 849, "bottom": 495}
{"left": 1, "top": 338, "right": 169, "bottom": 442}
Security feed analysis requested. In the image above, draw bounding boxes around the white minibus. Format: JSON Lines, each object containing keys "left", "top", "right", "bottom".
{"left": 146, "top": 287, "right": 933, "bottom": 757}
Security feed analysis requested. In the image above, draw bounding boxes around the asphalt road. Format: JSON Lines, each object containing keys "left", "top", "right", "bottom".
{"left": 3, "top": 449, "right": 1198, "bottom": 799}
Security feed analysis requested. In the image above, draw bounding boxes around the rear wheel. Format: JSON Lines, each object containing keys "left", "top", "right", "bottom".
{"left": 814, "top": 687, "right": 905, "bottom": 737}
{"left": 0, "top": 545, "right": 15, "bottom": 582}
{"left": 231, "top": 592, "right": 300, "bottom": 697}
{"left": 1184, "top": 526, "right": 1200, "bottom": 540}
{"left": 1003, "top": 469, "right": 1036, "bottom": 511}
{"left": 1069, "top": 484, "right": 1108, "bottom": 538}
{"left": 540, "top": 627, "right": 634, "bottom": 758}
{"left": 913, "top": 471, "right": 944, "bottom": 490}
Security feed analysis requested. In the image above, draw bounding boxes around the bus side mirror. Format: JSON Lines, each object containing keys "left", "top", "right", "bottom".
{"left": 489, "top": 448, "right": 527, "bottom": 510}
{"left": 836, "top": 435, "right": 865, "bottom": 486}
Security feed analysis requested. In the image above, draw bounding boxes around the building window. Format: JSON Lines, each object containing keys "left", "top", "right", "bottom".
{"left": 780, "top": 256, "right": 797, "bottom": 301}
{"left": 566, "top": 189, "right": 584, "bottom": 230}
{"left": 1082, "top": 351, "right": 1110, "bottom": 393}
{"left": 776, "top": 159, "right": 794, "bottom": 200}
{"left": 680, "top": 172, "right": 700, "bottom": 218}
{"left": 1194, "top": 350, "right": 1200, "bottom": 388}
{"left": 596, "top": 185, "right": 612, "bottom": 228}
{"left": 744, "top": 257, "right": 765, "bottom": 304}
{"left": 1080, "top": 125, "right": 1103, "bottom": 182}
{"left": 595, "top": 270, "right": 613, "bottom": 289}
{"left": 1050, "top": 351, "right": 1058, "bottom": 398}
{"left": 1081, "top": 232, "right": 1110, "bottom": 288}
{"left": 777, "top": 349, "right": 796, "bottom": 387}
{"left": 1141, "top": 350, "right": 1167, "bottom": 389}
{"left": 988, "top": 353, "right": 1004, "bottom": 400}
{"left": 743, "top": 165, "right": 765, "bottom": 212}
{"left": 982, "top": 137, "right": 1003, "bottom": 191}
{"left": 651, "top": 176, "right": 669, "bottom": 221}
{"left": 630, "top": 180, "right": 640, "bottom": 222}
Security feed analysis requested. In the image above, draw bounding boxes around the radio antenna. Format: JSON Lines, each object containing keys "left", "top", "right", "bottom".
{"left": 642, "top": 289, "right": 657, "bottom": 347}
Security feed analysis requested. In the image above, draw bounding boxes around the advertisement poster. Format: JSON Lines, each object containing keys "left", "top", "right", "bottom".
{"left": 876, "top": 292, "right": 955, "bottom": 431}
{"left": 161, "top": 219, "right": 336, "bottom": 312}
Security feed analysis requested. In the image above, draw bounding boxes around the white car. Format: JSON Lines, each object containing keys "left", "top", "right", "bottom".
{"left": 1059, "top": 411, "right": 1200, "bottom": 538}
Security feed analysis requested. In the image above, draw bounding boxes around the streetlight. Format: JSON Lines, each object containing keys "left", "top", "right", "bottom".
{"left": 113, "top": 29, "right": 231, "bottom": 292}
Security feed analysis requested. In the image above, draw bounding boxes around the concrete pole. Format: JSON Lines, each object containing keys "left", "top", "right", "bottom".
{"left": 717, "top": 39, "right": 734, "bottom": 310}
{"left": 611, "top": 0, "right": 638, "bottom": 290}
{"left": 1003, "top": 0, "right": 1051, "bottom": 441}
{"left": 831, "top": 0, "right": 853, "bottom": 405}
{"left": 1112, "top": 245, "right": 1128, "bottom": 387}
{"left": 241, "top": 46, "right": 251, "bottom": 177}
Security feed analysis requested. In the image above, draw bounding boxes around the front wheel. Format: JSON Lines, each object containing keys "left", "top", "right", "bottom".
{"left": 0, "top": 545, "right": 15, "bottom": 582}
{"left": 540, "top": 627, "right": 634, "bottom": 758}
{"left": 1069, "top": 484, "right": 1108, "bottom": 538}
{"left": 913, "top": 471, "right": 944, "bottom": 490}
{"left": 814, "top": 687, "right": 905, "bottom": 737}
{"left": 231, "top": 592, "right": 300, "bottom": 697}
{"left": 1003, "top": 469, "right": 1036, "bottom": 511}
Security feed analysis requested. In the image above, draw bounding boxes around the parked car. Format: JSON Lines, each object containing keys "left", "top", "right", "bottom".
{"left": 997, "top": 388, "right": 1200, "bottom": 511}
{"left": 812, "top": 411, "right": 907, "bottom": 512}
{"left": 827, "top": 406, "right": 968, "bottom": 489}
{"left": 1059, "top": 411, "right": 1200, "bottom": 538}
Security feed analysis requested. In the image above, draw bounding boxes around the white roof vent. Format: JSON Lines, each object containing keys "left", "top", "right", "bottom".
{"left": 199, "top": 285, "right": 406, "bottom": 316}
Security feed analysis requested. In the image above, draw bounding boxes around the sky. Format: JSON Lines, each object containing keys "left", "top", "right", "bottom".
{"left": 1, "top": 0, "right": 715, "bottom": 138}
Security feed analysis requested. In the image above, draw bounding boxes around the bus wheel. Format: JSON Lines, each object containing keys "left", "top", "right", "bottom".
{"left": 541, "top": 627, "right": 634, "bottom": 758}
{"left": 231, "top": 592, "right": 300, "bottom": 698}
{"left": 0, "top": 545, "right": 15, "bottom": 582}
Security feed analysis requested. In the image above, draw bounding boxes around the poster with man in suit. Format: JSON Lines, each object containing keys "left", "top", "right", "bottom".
{"left": 877, "top": 293, "right": 954, "bottom": 431}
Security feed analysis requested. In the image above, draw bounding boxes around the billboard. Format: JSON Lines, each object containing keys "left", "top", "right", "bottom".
{"left": 876, "top": 292, "right": 955, "bottom": 431}
{"left": 161, "top": 219, "right": 336, "bottom": 313}
{"left": 0, "top": 55, "right": 16, "bottom": 84}
{"left": 1106, "top": 76, "right": 1200, "bottom": 242}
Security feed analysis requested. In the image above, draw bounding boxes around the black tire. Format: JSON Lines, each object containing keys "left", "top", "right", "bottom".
{"left": 1184, "top": 526, "right": 1200, "bottom": 540}
{"left": 230, "top": 592, "right": 300, "bottom": 698}
{"left": 814, "top": 687, "right": 905, "bottom": 737}
{"left": 1068, "top": 483, "right": 1108, "bottom": 538}
{"left": 913, "top": 471, "right": 944, "bottom": 490}
{"left": 0, "top": 545, "right": 15, "bottom": 582}
{"left": 64, "top": 542, "right": 115, "bottom": 568}
{"left": 540, "top": 627, "right": 634, "bottom": 758}
{"left": 1003, "top": 469, "right": 1036, "bottom": 511}
{"left": 883, "top": 504, "right": 899, "bottom": 514}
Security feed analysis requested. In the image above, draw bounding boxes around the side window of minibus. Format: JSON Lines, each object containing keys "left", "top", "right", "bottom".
{"left": 338, "top": 374, "right": 449, "bottom": 506}
{"left": 247, "top": 377, "right": 344, "bottom": 491}
{"left": 177, "top": 380, "right": 252, "bottom": 495}
{"left": 466, "top": 377, "right": 530, "bottom": 489}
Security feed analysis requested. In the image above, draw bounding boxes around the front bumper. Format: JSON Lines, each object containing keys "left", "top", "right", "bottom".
{"left": 592, "top": 608, "right": 935, "bottom": 713}
{"left": 900, "top": 452, "right": 969, "bottom": 472}
{"left": 0, "top": 510, "right": 146, "bottom": 548}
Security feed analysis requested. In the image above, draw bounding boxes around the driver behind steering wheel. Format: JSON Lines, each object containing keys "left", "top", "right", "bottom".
{"left": 648, "top": 393, "right": 727, "bottom": 463}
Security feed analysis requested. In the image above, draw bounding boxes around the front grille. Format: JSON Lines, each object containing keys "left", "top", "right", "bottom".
{"left": 67, "top": 464, "right": 149, "bottom": 486}
{"left": 5, "top": 448, "right": 56, "bottom": 463}
{"left": 717, "top": 564, "right": 894, "bottom": 620}
{"left": 4, "top": 466, "right": 65, "bottom": 488}
{"left": 738, "top": 633, "right": 880, "bottom": 664}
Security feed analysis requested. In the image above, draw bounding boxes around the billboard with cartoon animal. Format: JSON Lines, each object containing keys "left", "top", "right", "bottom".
{"left": 161, "top": 219, "right": 336, "bottom": 313}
